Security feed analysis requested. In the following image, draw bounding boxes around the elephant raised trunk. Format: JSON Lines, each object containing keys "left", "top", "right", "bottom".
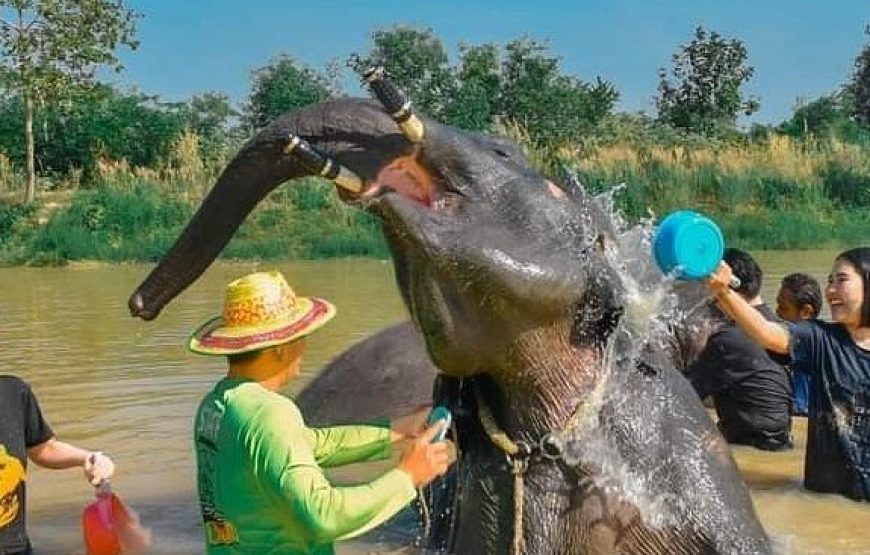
{"left": 128, "top": 70, "right": 772, "bottom": 553}
{"left": 128, "top": 98, "right": 418, "bottom": 320}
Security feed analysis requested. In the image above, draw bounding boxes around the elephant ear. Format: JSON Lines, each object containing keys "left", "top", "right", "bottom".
{"left": 296, "top": 322, "right": 438, "bottom": 426}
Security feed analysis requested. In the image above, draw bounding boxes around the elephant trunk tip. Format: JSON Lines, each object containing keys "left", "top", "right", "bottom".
{"left": 128, "top": 291, "right": 159, "bottom": 321}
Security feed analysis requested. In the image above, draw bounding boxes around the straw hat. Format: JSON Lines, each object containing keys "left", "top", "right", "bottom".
{"left": 189, "top": 271, "right": 336, "bottom": 356}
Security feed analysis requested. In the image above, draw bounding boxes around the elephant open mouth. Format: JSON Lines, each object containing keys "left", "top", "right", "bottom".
{"left": 129, "top": 69, "right": 772, "bottom": 554}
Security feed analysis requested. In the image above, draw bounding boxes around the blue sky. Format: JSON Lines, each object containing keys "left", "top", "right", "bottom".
{"left": 117, "top": 0, "right": 868, "bottom": 125}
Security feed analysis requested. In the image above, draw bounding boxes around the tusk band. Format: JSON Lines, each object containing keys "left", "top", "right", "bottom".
{"left": 283, "top": 134, "right": 363, "bottom": 193}
{"left": 362, "top": 66, "right": 425, "bottom": 143}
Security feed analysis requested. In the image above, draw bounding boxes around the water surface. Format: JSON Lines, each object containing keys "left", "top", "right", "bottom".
{"left": 0, "top": 252, "right": 867, "bottom": 554}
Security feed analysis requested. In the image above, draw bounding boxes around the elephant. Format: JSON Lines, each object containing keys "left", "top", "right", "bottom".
{"left": 128, "top": 77, "right": 771, "bottom": 554}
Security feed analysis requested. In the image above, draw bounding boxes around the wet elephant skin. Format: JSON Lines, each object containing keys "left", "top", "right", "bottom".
{"left": 129, "top": 96, "right": 771, "bottom": 554}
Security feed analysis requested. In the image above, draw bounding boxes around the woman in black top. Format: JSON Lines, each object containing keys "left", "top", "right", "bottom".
{"left": 708, "top": 247, "right": 870, "bottom": 501}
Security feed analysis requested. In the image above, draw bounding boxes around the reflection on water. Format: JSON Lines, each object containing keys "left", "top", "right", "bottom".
{"left": 735, "top": 418, "right": 870, "bottom": 555}
{"left": 0, "top": 252, "right": 868, "bottom": 554}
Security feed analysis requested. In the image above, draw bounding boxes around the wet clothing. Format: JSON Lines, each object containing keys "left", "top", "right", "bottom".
{"left": 791, "top": 369, "right": 811, "bottom": 416}
{"left": 790, "top": 320, "right": 870, "bottom": 501}
{"left": 686, "top": 304, "right": 793, "bottom": 451}
{"left": 0, "top": 376, "right": 54, "bottom": 555}
{"left": 194, "top": 378, "right": 416, "bottom": 555}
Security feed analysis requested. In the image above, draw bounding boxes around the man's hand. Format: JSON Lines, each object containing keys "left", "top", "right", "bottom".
{"left": 397, "top": 421, "right": 453, "bottom": 487}
{"left": 390, "top": 405, "right": 432, "bottom": 441}
{"left": 84, "top": 451, "right": 115, "bottom": 486}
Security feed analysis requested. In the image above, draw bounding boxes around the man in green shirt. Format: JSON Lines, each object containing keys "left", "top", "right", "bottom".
{"left": 189, "top": 271, "right": 452, "bottom": 554}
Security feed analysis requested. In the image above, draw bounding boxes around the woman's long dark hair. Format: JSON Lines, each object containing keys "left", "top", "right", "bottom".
{"left": 836, "top": 247, "right": 870, "bottom": 327}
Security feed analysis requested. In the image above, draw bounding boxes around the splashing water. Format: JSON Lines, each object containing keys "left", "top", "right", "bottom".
{"left": 548, "top": 179, "right": 762, "bottom": 551}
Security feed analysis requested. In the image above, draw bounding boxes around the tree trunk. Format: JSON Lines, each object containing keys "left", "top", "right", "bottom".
{"left": 23, "top": 92, "right": 36, "bottom": 204}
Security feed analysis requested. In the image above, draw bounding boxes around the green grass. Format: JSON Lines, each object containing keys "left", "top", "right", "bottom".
{"left": 1, "top": 135, "right": 868, "bottom": 265}
{"left": 0, "top": 178, "right": 389, "bottom": 265}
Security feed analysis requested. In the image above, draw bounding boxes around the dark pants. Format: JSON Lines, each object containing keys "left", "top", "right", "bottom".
{"left": 718, "top": 421, "right": 794, "bottom": 451}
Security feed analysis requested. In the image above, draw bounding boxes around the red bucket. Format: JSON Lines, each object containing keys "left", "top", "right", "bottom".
{"left": 82, "top": 486, "right": 149, "bottom": 555}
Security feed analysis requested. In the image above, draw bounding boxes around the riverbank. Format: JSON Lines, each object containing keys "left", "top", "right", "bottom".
{"left": 1, "top": 135, "right": 868, "bottom": 266}
{"left": 7, "top": 258, "right": 868, "bottom": 554}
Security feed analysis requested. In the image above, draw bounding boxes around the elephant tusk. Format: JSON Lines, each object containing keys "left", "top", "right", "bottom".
{"left": 283, "top": 134, "right": 364, "bottom": 193}
{"left": 362, "top": 66, "right": 425, "bottom": 144}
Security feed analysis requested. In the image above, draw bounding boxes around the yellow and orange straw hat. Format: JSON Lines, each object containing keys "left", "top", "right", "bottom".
{"left": 188, "top": 271, "right": 336, "bottom": 356}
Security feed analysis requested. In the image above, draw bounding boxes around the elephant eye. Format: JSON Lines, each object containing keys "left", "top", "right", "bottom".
{"left": 492, "top": 148, "right": 511, "bottom": 158}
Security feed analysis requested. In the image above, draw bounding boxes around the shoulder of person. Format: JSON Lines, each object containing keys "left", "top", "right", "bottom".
{"left": 227, "top": 383, "right": 302, "bottom": 423}
{"left": 710, "top": 321, "right": 749, "bottom": 346}
{"left": 0, "top": 374, "right": 31, "bottom": 393}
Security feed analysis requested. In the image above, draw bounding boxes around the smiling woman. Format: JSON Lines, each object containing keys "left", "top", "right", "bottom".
{"left": 709, "top": 247, "right": 870, "bottom": 501}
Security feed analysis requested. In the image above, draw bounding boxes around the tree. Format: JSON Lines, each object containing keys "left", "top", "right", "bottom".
{"left": 0, "top": 84, "right": 187, "bottom": 175}
{"left": 656, "top": 26, "right": 759, "bottom": 134}
{"left": 499, "top": 38, "right": 618, "bottom": 145}
{"left": 848, "top": 25, "right": 870, "bottom": 125}
{"left": 0, "top": 0, "right": 139, "bottom": 203}
{"left": 443, "top": 43, "right": 501, "bottom": 131}
{"left": 349, "top": 26, "right": 456, "bottom": 118}
{"left": 243, "top": 55, "right": 332, "bottom": 133}
{"left": 176, "top": 92, "right": 239, "bottom": 162}
{"left": 778, "top": 93, "right": 859, "bottom": 140}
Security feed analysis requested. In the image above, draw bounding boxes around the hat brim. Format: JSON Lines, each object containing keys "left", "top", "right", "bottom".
{"left": 188, "top": 297, "right": 336, "bottom": 356}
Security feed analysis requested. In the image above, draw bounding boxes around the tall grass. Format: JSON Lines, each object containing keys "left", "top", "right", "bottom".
{"left": 558, "top": 135, "right": 869, "bottom": 248}
{"left": 0, "top": 130, "right": 867, "bottom": 266}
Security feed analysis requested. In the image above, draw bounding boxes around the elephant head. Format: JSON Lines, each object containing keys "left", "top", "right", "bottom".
{"left": 129, "top": 75, "right": 769, "bottom": 554}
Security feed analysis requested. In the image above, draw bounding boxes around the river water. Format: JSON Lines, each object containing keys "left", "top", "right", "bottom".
{"left": 1, "top": 252, "right": 868, "bottom": 554}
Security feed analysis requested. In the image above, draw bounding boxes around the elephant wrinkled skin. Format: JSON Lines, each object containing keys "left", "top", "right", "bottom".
{"left": 129, "top": 95, "right": 771, "bottom": 554}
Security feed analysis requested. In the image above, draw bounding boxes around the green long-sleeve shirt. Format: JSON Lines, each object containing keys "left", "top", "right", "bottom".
{"left": 194, "top": 378, "right": 416, "bottom": 555}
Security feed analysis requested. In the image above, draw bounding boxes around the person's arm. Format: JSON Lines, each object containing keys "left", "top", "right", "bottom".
{"left": 27, "top": 440, "right": 114, "bottom": 485}
{"left": 251, "top": 400, "right": 448, "bottom": 543}
{"left": 306, "top": 406, "right": 431, "bottom": 468}
{"left": 21, "top": 381, "right": 114, "bottom": 485}
{"left": 707, "top": 263, "right": 790, "bottom": 355}
{"left": 306, "top": 423, "right": 394, "bottom": 468}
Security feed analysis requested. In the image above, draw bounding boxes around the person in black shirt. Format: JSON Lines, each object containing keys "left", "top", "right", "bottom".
{"left": 709, "top": 247, "right": 870, "bottom": 501}
{"left": 776, "top": 272, "right": 823, "bottom": 416}
{"left": 686, "top": 248, "right": 793, "bottom": 451}
{"left": 0, "top": 376, "right": 115, "bottom": 555}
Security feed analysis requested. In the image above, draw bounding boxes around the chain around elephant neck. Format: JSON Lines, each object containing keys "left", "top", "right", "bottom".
{"left": 473, "top": 354, "right": 612, "bottom": 555}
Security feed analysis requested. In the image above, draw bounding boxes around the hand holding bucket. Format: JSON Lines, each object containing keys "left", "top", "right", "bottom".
{"left": 652, "top": 210, "right": 741, "bottom": 288}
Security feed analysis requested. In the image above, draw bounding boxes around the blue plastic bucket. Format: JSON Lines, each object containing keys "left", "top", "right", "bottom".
{"left": 652, "top": 210, "right": 725, "bottom": 280}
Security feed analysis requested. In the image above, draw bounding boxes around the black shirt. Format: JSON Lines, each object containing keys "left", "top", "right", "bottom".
{"left": 686, "top": 304, "right": 793, "bottom": 447}
{"left": 791, "top": 320, "right": 870, "bottom": 501}
{"left": 0, "top": 376, "right": 54, "bottom": 554}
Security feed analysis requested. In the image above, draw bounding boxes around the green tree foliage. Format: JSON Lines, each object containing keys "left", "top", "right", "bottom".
{"left": 0, "top": 0, "right": 139, "bottom": 202}
{"left": 0, "top": 84, "right": 207, "bottom": 175}
{"left": 848, "top": 25, "right": 870, "bottom": 126}
{"left": 173, "top": 92, "right": 239, "bottom": 162}
{"left": 349, "top": 26, "right": 456, "bottom": 118}
{"left": 352, "top": 29, "right": 617, "bottom": 145}
{"left": 498, "top": 38, "right": 618, "bottom": 145}
{"left": 443, "top": 43, "right": 501, "bottom": 130}
{"left": 778, "top": 93, "right": 866, "bottom": 141}
{"left": 656, "top": 26, "right": 759, "bottom": 134}
{"left": 243, "top": 55, "right": 331, "bottom": 133}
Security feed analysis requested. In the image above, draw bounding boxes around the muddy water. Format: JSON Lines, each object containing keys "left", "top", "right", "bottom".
{"left": 0, "top": 252, "right": 868, "bottom": 554}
